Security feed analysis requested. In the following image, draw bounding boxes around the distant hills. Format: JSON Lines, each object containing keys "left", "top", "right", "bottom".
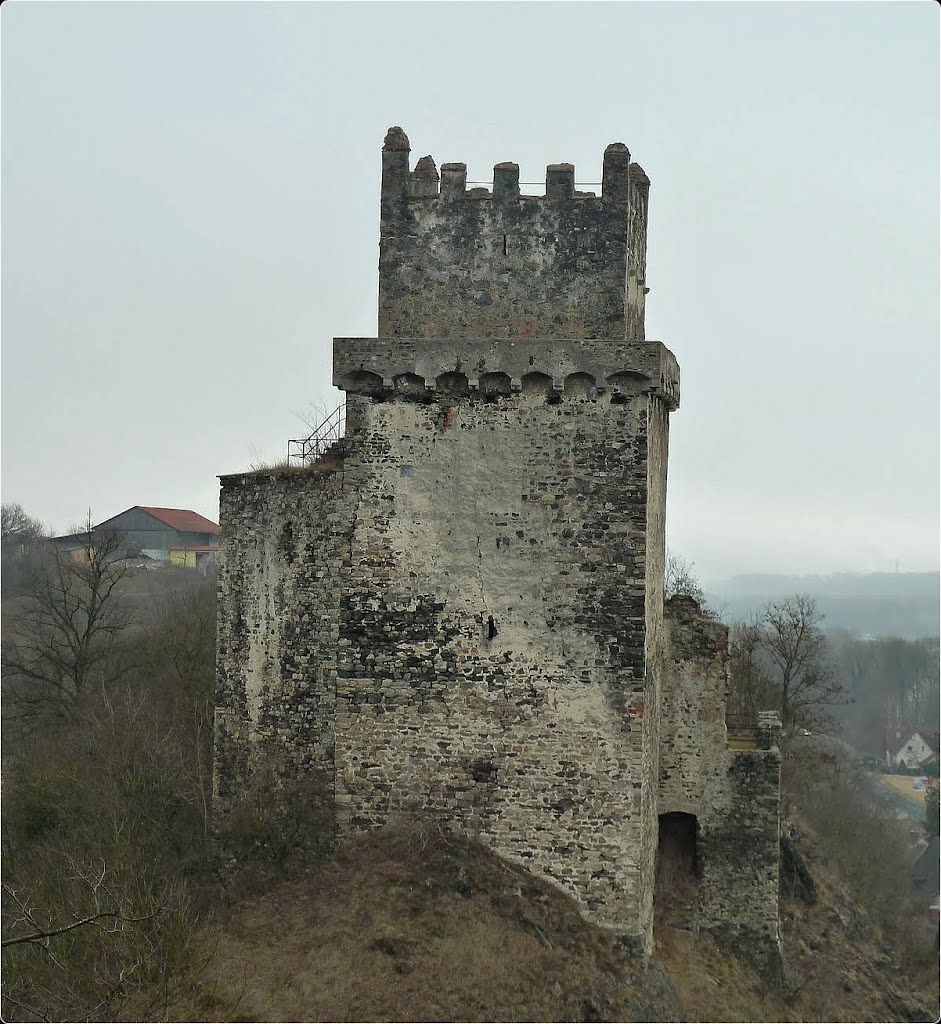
{"left": 704, "top": 572, "right": 940, "bottom": 639}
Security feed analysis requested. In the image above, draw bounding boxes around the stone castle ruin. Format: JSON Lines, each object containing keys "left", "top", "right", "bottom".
{"left": 213, "top": 127, "right": 783, "bottom": 980}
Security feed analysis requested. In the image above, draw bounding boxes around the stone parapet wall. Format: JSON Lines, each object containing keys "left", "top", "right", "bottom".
{"left": 660, "top": 596, "right": 730, "bottom": 814}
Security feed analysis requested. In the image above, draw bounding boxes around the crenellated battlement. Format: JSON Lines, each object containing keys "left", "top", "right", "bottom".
{"left": 378, "top": 127, "right": 651, "bottom": 342}
{"left": 381, "top": 126, "right": 650, "bottom": 206}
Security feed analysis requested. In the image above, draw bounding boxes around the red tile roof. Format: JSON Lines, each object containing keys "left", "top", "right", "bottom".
{"left": 137, "top": 507, "right": 219, "bottom": 534}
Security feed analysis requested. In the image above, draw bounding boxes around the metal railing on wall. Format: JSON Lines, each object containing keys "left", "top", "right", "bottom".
{"left": 287, "top": 403, "right": 346, "bottom": 465}
{"left": 726, "top": 713, "right": 758, "bottom": 748}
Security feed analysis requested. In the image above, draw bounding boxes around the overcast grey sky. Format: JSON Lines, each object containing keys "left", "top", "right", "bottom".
{"left": 2, "top": 1, "right": 938, "bottom": 580}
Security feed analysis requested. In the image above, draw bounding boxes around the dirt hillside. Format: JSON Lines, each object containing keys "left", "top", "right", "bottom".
{"left": 163, "top": 824, "right": 938, "bottom": 1023}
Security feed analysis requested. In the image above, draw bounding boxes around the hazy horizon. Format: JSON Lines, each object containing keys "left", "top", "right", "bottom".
{"left": 2, "top": 1, "right": 938, "bottom": 580}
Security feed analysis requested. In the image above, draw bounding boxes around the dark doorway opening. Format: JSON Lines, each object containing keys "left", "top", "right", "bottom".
{"left": 655, "top": 811, "right": 700, "bottom": 931}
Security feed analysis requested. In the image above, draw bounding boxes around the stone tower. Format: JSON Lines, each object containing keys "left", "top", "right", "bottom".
{"left": 215, "top": 128, "right": 779, "bottom": 970}
{"left": 339, "top": 126, "right": 677, "bottom": 949}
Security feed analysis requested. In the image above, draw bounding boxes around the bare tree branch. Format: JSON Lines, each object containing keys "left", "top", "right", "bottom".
{"left": 2, "top": 908, "right": 159, "bottom": 948}
{"left": 2, "top": 511, "right": 133, "bottom": 715}
{"left": 730, "top": 594, "right": 849, "bottom": 732}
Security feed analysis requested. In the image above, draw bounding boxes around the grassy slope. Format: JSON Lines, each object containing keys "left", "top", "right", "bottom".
{"left": 775, "top": 816, "right": 938, "bottom": 1024}
{"left": 186, "top": 830, "right": 638, "bottom": 1023}
{"left": 873, "top": 774, "right": 930, "bottom": 808}
{"left": 168, "top": 825, "right": 938, "bottom": 1024}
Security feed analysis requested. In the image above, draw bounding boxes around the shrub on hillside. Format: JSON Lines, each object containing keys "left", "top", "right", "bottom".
{"left": 215, "top": 767, "right": 336, "bottom": 894}
{"left": 1, "top": 583, "right": 219, "bottom": 1021}
{"left": 782, "top": 740, "right": 933, "bottom": 968}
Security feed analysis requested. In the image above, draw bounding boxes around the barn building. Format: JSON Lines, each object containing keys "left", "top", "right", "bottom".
{"left": 54, "top": 506, "right": 219, "bottom": 569}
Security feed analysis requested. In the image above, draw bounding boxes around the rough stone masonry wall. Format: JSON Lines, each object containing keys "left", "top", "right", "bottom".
{"left": 660, "top": 596, "right": 730, "bottom": 815}
{"left": 378, "top": 127, "right": 649, "bottom": 342}
{"left": 333, "top": 386, "right": 668, "bottom": 946}
{"left": 660, "top": 599, "right": 783, "bottom": 985}
{"left": 697, "top": 747, "right": 783, "bottom": 986}
{"left": 636, "top": 395, "right": 669, "bottom": 942}
{"left": 213, "top": 463, "right": 355, "bottom": 808}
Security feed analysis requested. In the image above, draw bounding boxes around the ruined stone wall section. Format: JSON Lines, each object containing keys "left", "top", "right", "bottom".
{"left": 659, "top": 596, "right": 730, "bottom": 814}
{"left": 213, "top": 467, "right": 356, "bottom": 808}
{"left": 332, "top": 392, "right": 665, "bottom": 942}
{"left": 660, "top": 600, "right": 783, "bottom": 984}
{"left": 378, "top": 128, "right": 650, "bottom": 342}
{"left": 698, "top": 749, "right": 783, "bottom": 985}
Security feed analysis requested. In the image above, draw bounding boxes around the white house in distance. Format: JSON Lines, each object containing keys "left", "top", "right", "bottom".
{"left": 884, "top": 726, "right": 940, "bottom": 772}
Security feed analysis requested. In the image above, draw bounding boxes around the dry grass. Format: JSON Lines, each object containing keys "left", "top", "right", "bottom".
{"left": 237, "top": 456, "right": 343, "bottom": 479}
{"left": 656, "top": 926, "right": 777, "bottom": 1023}
{"left": 777, "top": 819, "right": 939, "bottom": 1023}
{"left": 174, "top": 828, "right": 640, "bottom": 1023}
{"left": 157, "top": 822, "right": 941, "bottom": 1024}
{"left": 873, "top": 773, "right": 929, "bottom": 806}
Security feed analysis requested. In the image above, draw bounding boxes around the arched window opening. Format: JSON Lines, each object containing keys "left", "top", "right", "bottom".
{"left": 394, "top": 372, "right": 427, "bottom": 398}
{"left": 607, "top": 370, "right": 650, "bottom": 400}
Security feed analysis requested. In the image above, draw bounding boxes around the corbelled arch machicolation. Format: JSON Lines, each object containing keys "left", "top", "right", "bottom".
{"left": 213, "top": 127, "right": 783, "bottom": 982}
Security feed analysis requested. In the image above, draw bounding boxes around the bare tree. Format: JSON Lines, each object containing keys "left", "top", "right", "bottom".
{"left": 132, "top": 585, "right": 218, "bottom": 841}
{"left": 758, "top": 594, "right": 848, "bottom": 732}
{"left": 2, "top": 512, "right": 133, "bottom": 715}
{"left": 2, "top": 503, "right": 47, "bottom": 597}
{"left": 1, "top": 566, "right": 220, "bottom": 1022}
{"left": 728, "top": 619, "right": 777, "bottom": 720}
{"left": 1, "top": 503, "right": 45, "bottom": 553}
{"left": 664, "top": 551, "right": 706, "bottom": 605}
